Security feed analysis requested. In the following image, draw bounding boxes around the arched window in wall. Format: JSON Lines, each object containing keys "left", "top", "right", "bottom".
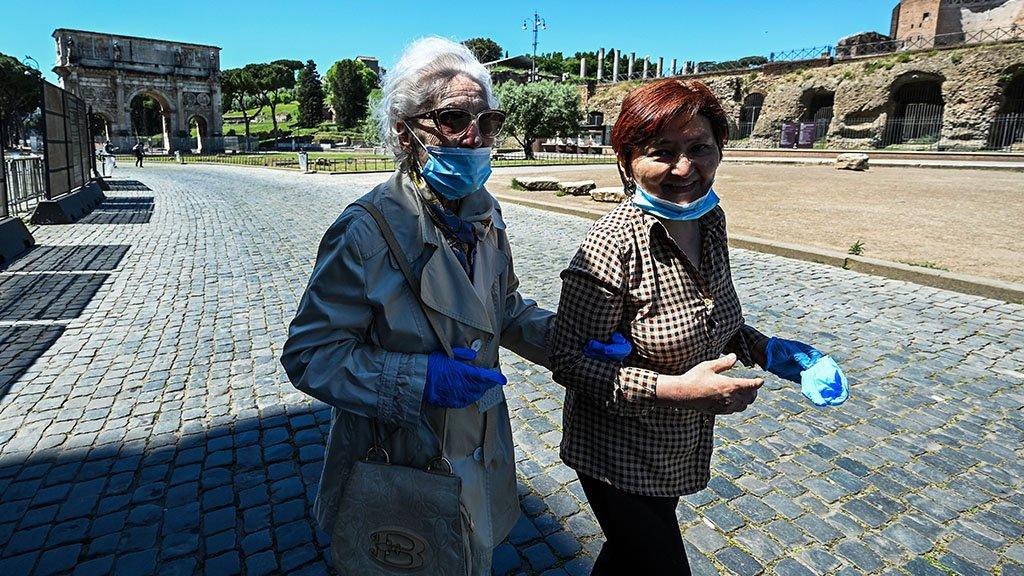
{"left": 884, "top": 78, "right": 944, "bottom": 146}
{"left": 738, "top": 93, "right": 764, "bottom": 139}
{"left": 987, "top": 71, "right": 1024, "bottom": 150}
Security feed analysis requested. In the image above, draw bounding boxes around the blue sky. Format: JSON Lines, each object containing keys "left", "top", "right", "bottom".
{"left": 2, "top": 0, "right": 897, "bottom": 82}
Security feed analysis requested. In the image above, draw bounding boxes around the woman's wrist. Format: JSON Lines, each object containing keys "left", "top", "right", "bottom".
{"left": 655, "top": 373, "right": 695, "bottom": 407}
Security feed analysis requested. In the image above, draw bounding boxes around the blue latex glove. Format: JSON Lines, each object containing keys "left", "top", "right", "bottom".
{"left": 424, "top": 347, "right": 507, "bottom": 409}
{"left": 766, "top": 337, "right": 848, "bottom": 407}
{"left": 583, "top": 331, "right": 633, "bottom": 361}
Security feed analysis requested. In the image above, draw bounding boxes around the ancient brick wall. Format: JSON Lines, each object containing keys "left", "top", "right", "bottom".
{"left": 582, "top": 41, "right": 1024, "bottom": 150}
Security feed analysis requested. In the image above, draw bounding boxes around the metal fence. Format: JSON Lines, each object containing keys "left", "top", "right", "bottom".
{"left": 836, "top": 25, "right": 1024, "bottom": 59}
{"left": 3, "top": 157, "right": 47, "bottom": 216}
{"left": 0, "top": 115, "right": 6, "bottom": 219}
{"left": 987, "top": 113, "right": 1024, "bottom": 150}
{"left": 2, "top": 106, "right": 49, "bottom": 219}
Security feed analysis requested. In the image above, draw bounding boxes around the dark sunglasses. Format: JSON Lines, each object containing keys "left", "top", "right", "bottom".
{"left": 407, "top": 107, "right": 507, "bottom": 139}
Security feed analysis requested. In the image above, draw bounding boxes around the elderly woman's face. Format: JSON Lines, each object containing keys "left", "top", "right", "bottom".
{"left": 626, "top": 114, "right": 721, "bottom": 205}
{"left": 400, "top": 74, "right": 494, "bottom": 163}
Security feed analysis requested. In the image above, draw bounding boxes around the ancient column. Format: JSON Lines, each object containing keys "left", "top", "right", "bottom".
{"left": 670, "top": 58, "right": 677, "bottom": 77}
{"left": 612, "top": 50, "right": 620, "bottom": 83}
{"left": 628, "top": 53, "right": 635, "bottom": 79}
{"left": 658, "top": 57, "right": 664, "bottom": 78}
{"left": 580, "top": 58, "right": 586, "bottom": 79}
{"left": 597, "top": 48, "right": 605, "bottom": 81}
{"left": 642, "top": 57, "right": 649, "bottom": 80}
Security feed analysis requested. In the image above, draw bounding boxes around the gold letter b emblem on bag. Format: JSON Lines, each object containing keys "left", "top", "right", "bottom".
{"left": 369, "top": 529, "right": 428, "bottom": 570}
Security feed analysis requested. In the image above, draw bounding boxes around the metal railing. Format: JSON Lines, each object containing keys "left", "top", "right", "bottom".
{"left": 836, "top": 24, "right": 1024, "bottom": 59}
{"left": 987, "top": 113, "right": 1024, "bottom": 151}
{"left": 3, "top": 157, "right": 47, "bottom": 217}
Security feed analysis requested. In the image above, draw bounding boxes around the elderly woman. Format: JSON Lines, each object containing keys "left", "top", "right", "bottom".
{"left": 550, "top": 79, "right": 847, "bottom": 575}
{"left": 281, "top": 38, "right": 623, "bottom": 575}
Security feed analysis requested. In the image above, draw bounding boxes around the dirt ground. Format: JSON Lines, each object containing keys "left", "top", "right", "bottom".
{"left": 489, "top": 163, "right": 1024, "bottom": 284}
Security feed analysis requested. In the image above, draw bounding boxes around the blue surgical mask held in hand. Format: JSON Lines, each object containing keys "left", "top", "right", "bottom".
{"left": 765, "top": 337, "right": 849, "bottom": 407}
{"left": 410, "top": 131, "right": 492, "bottom": 200}
{"left": 632, "top": 186, "right": 720, "bottom": 221}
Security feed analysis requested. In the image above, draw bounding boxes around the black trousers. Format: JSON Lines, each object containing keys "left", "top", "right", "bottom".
{"left": 579, "top": 474, "right": 691, "bottom": 576}
{"left": 135, "top": 155, "right": 144, "bottom": 167}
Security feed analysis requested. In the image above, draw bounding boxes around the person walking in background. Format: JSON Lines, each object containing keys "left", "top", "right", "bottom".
{"left": 132, "top": 141, "right": 144, "bottom": 167}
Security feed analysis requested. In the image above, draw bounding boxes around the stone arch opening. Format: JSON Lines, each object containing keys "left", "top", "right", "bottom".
{"left": 90, "top": 111, "right": 113, "bottom": 142}
{"left": 189, "top": 114, "right": 209, "bottom": 153}
{"left": 738, "top": 93, "right": 764, "bottom": 139}
{"left": 800, "top": 89, "right": 835, "bottom": 142}
{"left": 129, "top": 91, "right": 173, "bottom": 152}
{"left": 988, "top": 67, "right": 1024, "bottom": 150}
{"left": 885, "top": 73, "right": 944, "bottom": 146}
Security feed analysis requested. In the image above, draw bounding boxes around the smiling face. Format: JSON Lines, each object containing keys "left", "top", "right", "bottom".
{"left": 625, "top": 113, "right": 722, "bottom": 205}
{"left": 398, "top": 73, "right": 494, "bottom": 166}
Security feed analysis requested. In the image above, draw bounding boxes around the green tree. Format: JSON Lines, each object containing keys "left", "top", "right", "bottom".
{"left": 295, "top": 60, "right": 326, "bottom": 128}
{"left": 0, "top": 52, "right": 42, "bottom": 147}
{"left": 325, "top": 59, "right": 371, "bottom": 129}
{"left": 221, "top": 67, "right": 263, "bottom": 142}
{"left": 463, "top": 38, "right": 503, "bottom": 63}
{"left": 246, "top": 61, "right": 298, "bottom": 140}
{"left": 497, "top": 81, "right": 581, "bottom": 159}
{"left": 534, "top": 52, "right": 567, "bottom": 77}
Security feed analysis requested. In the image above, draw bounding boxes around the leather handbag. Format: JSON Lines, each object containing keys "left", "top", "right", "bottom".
{"left": 330, "top": 199, "right": 471, "bottom": 576}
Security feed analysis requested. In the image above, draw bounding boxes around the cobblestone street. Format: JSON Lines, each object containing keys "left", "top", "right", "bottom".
{"left": 1, "top": 163, "right": 1022, "bottom": 576}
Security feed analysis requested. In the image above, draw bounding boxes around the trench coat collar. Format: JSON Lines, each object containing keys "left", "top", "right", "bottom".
{"left": 377, "top": 169, "right": 506, "bottom": 336}
{"left": 376, "top": 169, "right": 505, "bottom": 260}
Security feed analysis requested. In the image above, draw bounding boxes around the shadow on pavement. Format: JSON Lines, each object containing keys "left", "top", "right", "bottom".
{"left": 0, "top": 274, "right": 110, "bottom": 321}
{"left": 0, "top": 326, "right": 65, "bottom": 402}
{"left": 0, "top": 407, "right": 336, "bottom": 575}
{"left": 78, "top": 197, "right": 155, "bottom": 225}
{"left": 0, "top": 245, "right": 130, "bottom": 273}
{"left": 104, "top": 180, "right": 152, "bottom": 192}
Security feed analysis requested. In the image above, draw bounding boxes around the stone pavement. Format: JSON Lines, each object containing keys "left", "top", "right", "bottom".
{"left": 0, "top": 164, "right": 1021, "bottom": 576}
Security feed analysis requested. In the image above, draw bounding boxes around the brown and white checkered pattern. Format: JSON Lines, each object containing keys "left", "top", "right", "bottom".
{"left": 551, "top": 200, "right": 759, "bottom": 497}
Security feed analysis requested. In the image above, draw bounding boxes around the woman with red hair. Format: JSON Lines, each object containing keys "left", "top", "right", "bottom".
{"left": 549, "top": 79, "right": 847, "bottom": 574}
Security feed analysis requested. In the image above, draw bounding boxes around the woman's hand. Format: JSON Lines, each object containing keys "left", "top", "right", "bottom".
{"left": 655, "top": 353, "right": 764, "bottom": 414}
{"left": 423, "top": 347, "right": 507, "bottom": 409}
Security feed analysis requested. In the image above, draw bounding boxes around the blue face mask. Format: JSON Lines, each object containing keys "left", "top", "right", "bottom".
{"left": 632, "top": 186, "right": 720, "bottom": 221}
{"left": 410, "top": 132, "right": 492, "bottom": 200}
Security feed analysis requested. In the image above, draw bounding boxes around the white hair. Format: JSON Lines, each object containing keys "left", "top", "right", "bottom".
{"left": 377, "top": 36, "right": 498, "bottom": 163}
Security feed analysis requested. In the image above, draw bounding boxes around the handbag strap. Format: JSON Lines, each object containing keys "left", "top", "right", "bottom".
{"left": 355, "top": 199, "right": 453, "bottom": 357}
{"left": 355, "top": 199, "right": 452, "bottom": 470}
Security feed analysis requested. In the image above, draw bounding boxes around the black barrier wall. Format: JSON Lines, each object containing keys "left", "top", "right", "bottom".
{"left": 40, "top": 80, "right": 93, "bottom": 200}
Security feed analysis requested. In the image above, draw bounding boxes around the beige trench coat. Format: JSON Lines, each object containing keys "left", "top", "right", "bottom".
{"left": 281, "top": 169, "right": 554, "bottom": 574}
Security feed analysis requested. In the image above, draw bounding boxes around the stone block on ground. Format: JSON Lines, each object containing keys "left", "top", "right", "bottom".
{"left": 511, "top": 177, "right": 559, "bottom": 191}
{"left": 557, "top": 180, "right": 596, "bottom": 196}
{"left": 835, "top": 153, "right": 869, "bottom": 171}
{"left": 590, "top": 187, "right": 627, "bottom": 203}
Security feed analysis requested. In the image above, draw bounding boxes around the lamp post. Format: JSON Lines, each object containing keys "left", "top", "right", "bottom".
{"left": 522, "top": 10, "right": 546, "bottom": 82}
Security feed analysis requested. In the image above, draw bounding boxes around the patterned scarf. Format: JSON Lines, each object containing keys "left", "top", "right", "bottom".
{"left": 410, "top": 169, "right": 478, "bottom": 280}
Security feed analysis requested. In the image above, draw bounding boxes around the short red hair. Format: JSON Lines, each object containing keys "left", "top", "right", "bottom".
{"left": 611, "top": 79, "right": 729, "bottom": 184}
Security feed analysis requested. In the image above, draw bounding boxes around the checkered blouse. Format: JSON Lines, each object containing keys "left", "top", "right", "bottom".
{"left": 551, "top": 200, "right": 765, "bottom": 497}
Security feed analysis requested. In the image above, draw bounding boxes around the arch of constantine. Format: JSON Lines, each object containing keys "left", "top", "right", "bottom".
{"left": 52, "top": 29, "right": 224, "bottom": 153}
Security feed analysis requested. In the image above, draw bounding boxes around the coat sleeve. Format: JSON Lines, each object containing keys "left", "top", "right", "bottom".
{"left": 549, "top": 229, "right": 660, "bottom": 410}
{"left": 280, "top": 211, "right": 428, "bottom": 428}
